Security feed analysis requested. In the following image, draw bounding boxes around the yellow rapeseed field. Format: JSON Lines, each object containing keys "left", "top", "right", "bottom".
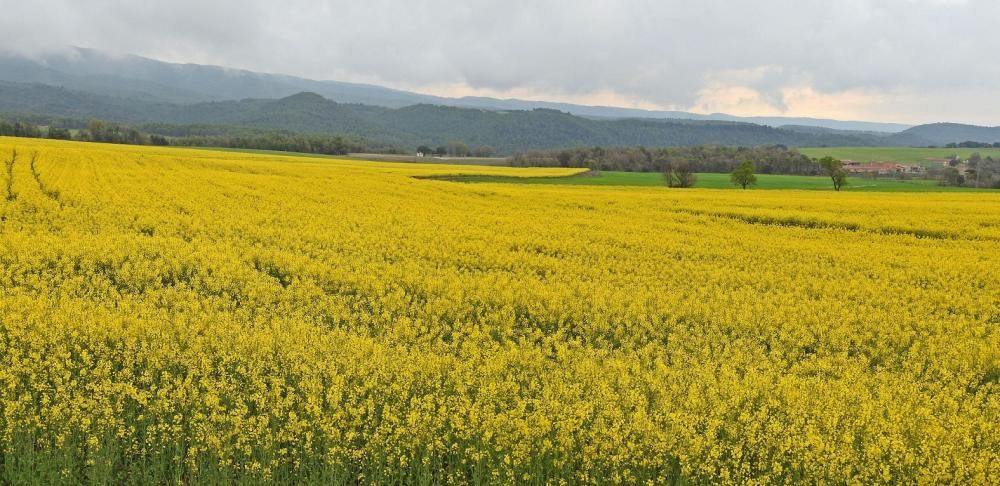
{"left": 0, "top": 137, "right": 998, "bottom": 484}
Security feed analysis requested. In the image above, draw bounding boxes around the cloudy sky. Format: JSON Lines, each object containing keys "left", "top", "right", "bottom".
{"left": 2, "top": 0, "right": 998, "bottom": 124}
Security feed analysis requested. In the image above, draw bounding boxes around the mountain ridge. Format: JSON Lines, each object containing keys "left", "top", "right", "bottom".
{"left": 3, "top": 50, "right": 999, "bottom": 153}
{"left": 1, "top": 47, "right": 913, "bottom": 132}
{"left": 0, "top": 82, "right": 907, "bottom": 152}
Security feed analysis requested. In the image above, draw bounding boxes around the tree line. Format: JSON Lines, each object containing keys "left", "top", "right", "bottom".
{"left": 1, "top": 118, "right": 165, "bottom": 145}
{"left": 943, "top": 141, "right": 1000, "bottom": 149}
{"left": 0, "top": 120, "right": 48, "bottom": 139}
{"left": 510, "top": 145, "right": 822, "bottom": 175}
{"left": 169, "top": 132, "right": 369, "bottom": 155}
{"left": 416, "top": 142, "right": 496, "bottom": 158}
{"left": 0, "top": 118, "right": 395, "bottom": 155}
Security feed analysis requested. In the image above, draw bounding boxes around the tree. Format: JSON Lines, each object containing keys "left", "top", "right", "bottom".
{"left": 434, "top": 146, "right": 447, "bottom": 156}
{"left": 47, "top": 126, "right": 72, "bottom": 140}
{"left": 473, "top": 145, "right": 496, "bottom": 158}
{"left": 983, "top": 156, "right": 1000, "bottom": 188}
{"left": 940, "top": 167, "right": 964, "bottom": 186}
{"left": 447, "top": 141, "right": 469, "bottom": 157}
{"left": 969, "top": 152, "right": 983, "bottom": 187}
{"left": 416, "top": 145, "right": 432, "bottom": 155}
{"left": 85, "top": 119, "right": 110, "bottom": 141}
{"left": 818, "top": 156, "right": 847, "bottom": 191}
{"left": 663, "top": 160, "right": 696, "bottom": 188}
{"left": 556, "top": 150, "right": 573, "bottom": 167}
{"left": 730, "top": 160, "right": 757, "bottom": 189}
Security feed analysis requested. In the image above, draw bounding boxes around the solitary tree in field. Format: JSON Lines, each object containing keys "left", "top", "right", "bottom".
{"left": 819, "top": 156, "right": 848, "bottom": 191}
{"left": 663, "top": 160, "right": 696, "bottom": 188}
{"left": 730, "top": 160, "right": 757, "bottom": 189}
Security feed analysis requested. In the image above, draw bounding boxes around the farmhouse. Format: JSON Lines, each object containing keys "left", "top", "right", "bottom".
{"left": 842, "top": 161, "right": 921, "bottom": 175}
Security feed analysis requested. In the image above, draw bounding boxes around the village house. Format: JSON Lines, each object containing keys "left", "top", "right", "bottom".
{"left": 842, "top": 160, "right": 922, "bottom": 176}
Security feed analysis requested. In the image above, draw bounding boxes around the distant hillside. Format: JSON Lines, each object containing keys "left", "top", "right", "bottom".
{"left": 779, "top": 124, "right": 944, "bottom": 147}
{"left": 0, "top": 82, "right": 902, "bottom": 152}
{"left": 0, "top": 48, "right": 438, "bottom": 107}
{"left": 894, "top": 123, "right": 1000, "bottom": 146}
{"left": 779, "top": 124, "right": 897, "bottom": 138}
{"left": 0, "top": 81, "right": 173, "bottom": 120}
{"left": 451, "top": 97, "right": 912, "bottom": 132}
{"left": 0, "top": 47, "right": 912, "bottom": 132}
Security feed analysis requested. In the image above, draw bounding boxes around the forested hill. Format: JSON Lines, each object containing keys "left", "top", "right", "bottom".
{"left": 895, "top": 123, "right": 1000, "bottom": 146}
{"left": 1, "top": 82, "right": 910, "bottom": 153}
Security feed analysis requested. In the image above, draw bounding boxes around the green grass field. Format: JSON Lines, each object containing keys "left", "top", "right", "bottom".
{"left": 203, "top": 146, "right": 989, "bottom": 192}
{"left": 798, "top": 147, "right": 1000, "bottom": 166}
{"left": 430, "top": 171, "right": 987, "bottom": 192}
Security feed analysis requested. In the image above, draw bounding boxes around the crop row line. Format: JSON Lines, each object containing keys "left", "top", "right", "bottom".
{"left": 28, "top": 152, "right": 61, "bottom": 203}
{"left": 4, "top": 148, "right": 16, "bottom": 201}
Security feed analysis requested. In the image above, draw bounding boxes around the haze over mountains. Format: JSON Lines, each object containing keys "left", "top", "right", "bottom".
{"left": 1, "top": 48, "right": 914, "bottom": 130}
{"left": 1, "top": 47, "right": 999, "bottom": 152}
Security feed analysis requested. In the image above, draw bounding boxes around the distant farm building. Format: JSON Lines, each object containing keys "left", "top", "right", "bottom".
{"left": 842, "top": 161, "right": 921, "bottom": 175}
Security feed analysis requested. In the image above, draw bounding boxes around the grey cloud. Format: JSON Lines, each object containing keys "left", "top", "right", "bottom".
{"left": 1, "top": 0, "right": 998, "bottom": 123}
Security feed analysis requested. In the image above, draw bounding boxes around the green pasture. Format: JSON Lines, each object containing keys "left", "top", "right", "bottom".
{"left": 798, "top": 147, "right": 1000, "bottom": 166}
{"left": 428, "top": 171, "right": 986, "bottom": 192}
